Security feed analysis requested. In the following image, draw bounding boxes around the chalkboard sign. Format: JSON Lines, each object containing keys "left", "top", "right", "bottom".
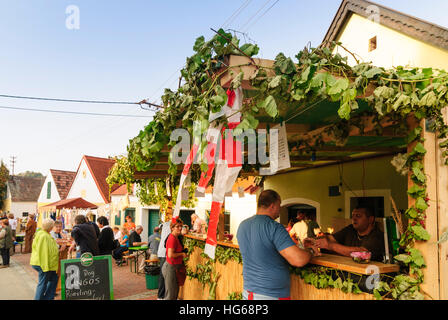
{"left": 61, "top": 253, "right": 114, "bottom": 300}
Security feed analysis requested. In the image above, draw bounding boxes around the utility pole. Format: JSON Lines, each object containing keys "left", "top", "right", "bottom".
{"left": 10, "top": 156, "right": 16, "bottom": 176}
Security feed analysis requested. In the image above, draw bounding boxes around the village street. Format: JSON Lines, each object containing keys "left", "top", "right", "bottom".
{"left": 0, "top": 250, "right": 157, "bottom": 300}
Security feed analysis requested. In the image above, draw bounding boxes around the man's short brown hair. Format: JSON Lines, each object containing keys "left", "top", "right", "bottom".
{"left": 74, "top": 214, "right": 87, "bottom": 225}
{"left": 257, "top": 190, "right": 281, "bottom": 208}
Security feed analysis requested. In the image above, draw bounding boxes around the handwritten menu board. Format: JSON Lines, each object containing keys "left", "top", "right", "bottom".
{"left": 61, "top": 254, "right": 113, "bottom": 300}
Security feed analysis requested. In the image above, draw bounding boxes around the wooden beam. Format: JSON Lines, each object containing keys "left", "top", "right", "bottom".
{"left": 219, "top": 55, "right": 275, "bottom": 89}
{"left": 407, "top": 115, "right": 440, "bottom": 300}
{"left": 291, "top": 115, "right": 398, "bottom": 148}
{"left": 257, "top": 122, "right": 311, "bottom": 135}
{"left": 290, "top": 155, "right": 353, "bottom": 162}
{"left": 437, "top": 107, "right": 448, "bottom": 299}
{"left": 300, "top": 145, "right": 406, "bottom": 153}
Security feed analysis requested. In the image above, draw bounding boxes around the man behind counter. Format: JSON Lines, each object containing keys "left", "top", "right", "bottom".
{"left": 237, "top": 190, "right": 319, "bottom": 300}
{"left": 315, "top": 207, "right": 385, "bottom": 262}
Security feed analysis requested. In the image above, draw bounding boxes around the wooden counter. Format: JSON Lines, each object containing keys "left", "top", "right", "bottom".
{"left": 185, "top": 233, "right": 239, "bottom": 249}
{"left": 185, "top": 234, "right": 399, "bottom": 275}
{"left": 180, "top": 234, "right": 399, "bottom": 300}
{"left": 311, "top": 253, "right": 399, "bottom": 275}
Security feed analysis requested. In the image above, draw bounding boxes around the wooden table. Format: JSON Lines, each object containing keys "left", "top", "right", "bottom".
{"left": 311, "top": 253, "right": 400, "bottom": 275}
{"left": 128, "top": 246, "right": 149, "bottom": 274}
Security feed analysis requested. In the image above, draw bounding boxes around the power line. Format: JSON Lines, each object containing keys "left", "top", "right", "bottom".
{"left": 238, "top": 0, "right": 273, "bottom": 31}
{"left": 0, "top": 94, "right": 163, "bottom": 109}
{"left": 0, "top": 105, "right": 154, "bottom": 118}
{"left": 242, "top": 0, "right": 280, "bottom": 32}
{"left": 221, "top": 0, "right": 253, "bottom": 29}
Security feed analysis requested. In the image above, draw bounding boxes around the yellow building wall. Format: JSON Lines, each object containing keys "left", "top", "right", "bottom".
{"left": 334, "top": 13, "right": 448, "bottom": 70}
{"left": 264, "top": 156, "right": 408, "bottom": 231}
{"left": 3, "top": 198, "right": 11, "bottom": 212}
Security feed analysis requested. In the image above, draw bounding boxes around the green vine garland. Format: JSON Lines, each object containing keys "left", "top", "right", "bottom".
{"left": 183, "top": 237, "right": 242, "bottom": 300}
{"left": 107, "top": 30, "right": 448, "bottom": 300}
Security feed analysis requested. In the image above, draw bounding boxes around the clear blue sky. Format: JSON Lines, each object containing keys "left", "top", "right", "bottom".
{"left": 1, "top": 0, "right": 447, "bottom": 175}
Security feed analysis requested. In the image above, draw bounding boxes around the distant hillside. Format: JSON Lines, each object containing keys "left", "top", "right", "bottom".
{"left": 17, "top": 171, "right": 45, "bottom": 178}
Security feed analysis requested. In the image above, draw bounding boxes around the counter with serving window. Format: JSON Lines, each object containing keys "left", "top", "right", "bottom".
{"left": 179, "top": 233, "right": 399, "bottom": 300}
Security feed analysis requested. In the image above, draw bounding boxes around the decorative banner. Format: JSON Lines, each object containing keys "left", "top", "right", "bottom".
{"left": 204, "top": 87, "right": 243, "bottom": 259}
{"left": 166, "top": 176, "right": 171, "bottom": 197}
{"left": 196, "top": 125, "right": 222, "bottom": 197}
{"left": 181, "top": 173, "right": 191, "bottom": 201}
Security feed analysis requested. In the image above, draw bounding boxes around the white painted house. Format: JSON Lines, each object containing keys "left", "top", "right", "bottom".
{"left": 37, "top": 169, "right": 76, "bottom": 208}
{"left": 3, "top": 176, "right": 45, "bottom": 218}
{"left": 66, "top": 155, "right": 117, "bottom": 206}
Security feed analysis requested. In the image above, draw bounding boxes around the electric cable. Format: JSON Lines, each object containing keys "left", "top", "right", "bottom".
{"left": 0, "top": 105, "right": 154, "bottom": 118}
{"left": 221, "top": 0, "right": 252, "bottom": 29}
{"left": 243, "top": 0, "right": 280, "bottom": 32}
{"left": 238, "top": 0, "right": 272, "bottom": 31}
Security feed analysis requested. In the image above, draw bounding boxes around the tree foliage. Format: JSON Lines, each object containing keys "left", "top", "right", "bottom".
{"left": 0, "top": 161, "right": 9, "bottom": 209}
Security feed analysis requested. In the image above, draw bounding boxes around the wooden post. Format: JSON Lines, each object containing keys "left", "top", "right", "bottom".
{"left": 436, "top": 107, "right": 448, "bottom": 300}
{"left": 408, "top": 115, "right": 440, "bottom": 299}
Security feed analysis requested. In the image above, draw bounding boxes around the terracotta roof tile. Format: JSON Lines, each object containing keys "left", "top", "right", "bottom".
{"left": 82, "top": 155, "right": 118, "bottom": 203}
{"left": 50, "top": 169, "right": 76, "bottom": 200}
{"left": 111, "top": 184, "right": 134, "bottom": 196}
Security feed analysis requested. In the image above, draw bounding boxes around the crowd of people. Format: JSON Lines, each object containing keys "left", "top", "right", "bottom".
{"left": 0, "top": 209, "right": 187, "bottom": 300}
{"left": 1, "top": 192, "right": 386, "bottom": 301}
{"left": 0, "top": 212, "right": 29, "bottom": 268}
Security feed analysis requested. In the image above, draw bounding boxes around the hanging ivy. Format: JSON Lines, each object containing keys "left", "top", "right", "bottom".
{"left": 106, "top": 31, "right": 448, "bottom": 300}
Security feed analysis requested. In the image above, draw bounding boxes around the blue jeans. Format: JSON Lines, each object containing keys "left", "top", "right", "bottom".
{"left": 32, "top": 265, "right": 59, "bottom": 300}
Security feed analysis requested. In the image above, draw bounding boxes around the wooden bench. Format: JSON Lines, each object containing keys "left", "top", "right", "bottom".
{"left": 145, "top": 259, "right": 159, "bottom": 264}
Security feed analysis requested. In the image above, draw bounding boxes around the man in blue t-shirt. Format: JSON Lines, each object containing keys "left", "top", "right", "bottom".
{"left": 237, "top": 190, "right": 319, "bottom": 300}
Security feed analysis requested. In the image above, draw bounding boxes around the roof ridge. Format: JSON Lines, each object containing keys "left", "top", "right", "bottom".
{"left": 360, "top": 0, "right": 448, "bottom": 33}
{"left": 323, "top": 0, "right": 448, "bottom": 51}
{"left": 50, "top": 169, "right": 76, "bottom": 174}
{"left": 83, "top": 155, "right": 115, "bottom": 162}
{"left": 82, "top": 155, "right": 116, "bottom": 203}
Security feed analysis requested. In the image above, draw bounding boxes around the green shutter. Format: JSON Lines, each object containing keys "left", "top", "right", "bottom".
{"left": 148, "top": 210, "right": 160, "bottom": 237}
{"left": 47, "top": 182, "right": 51, "bottom": 199}
{"left": 115, "top": 211, "right": 121, "bottom": 226}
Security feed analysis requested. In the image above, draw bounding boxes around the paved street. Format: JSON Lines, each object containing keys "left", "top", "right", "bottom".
{"left": 0, "top": 250, "right": 158, "bottom": 300}
{"left": 0, "top": 258, "right": 36, "bottom": 300}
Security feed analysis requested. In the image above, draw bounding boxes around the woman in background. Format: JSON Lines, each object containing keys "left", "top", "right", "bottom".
{"left": 30, "top": 219, "right": 59, "bottom": 300}
{"left": 162, "top": 217, "right": 187, "bottom": 300}
{"left": 112, "top": 227, "right": 129, "bottom": 265}
{"left": 24, "top": 213, "right": 37, "bottom": 253}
